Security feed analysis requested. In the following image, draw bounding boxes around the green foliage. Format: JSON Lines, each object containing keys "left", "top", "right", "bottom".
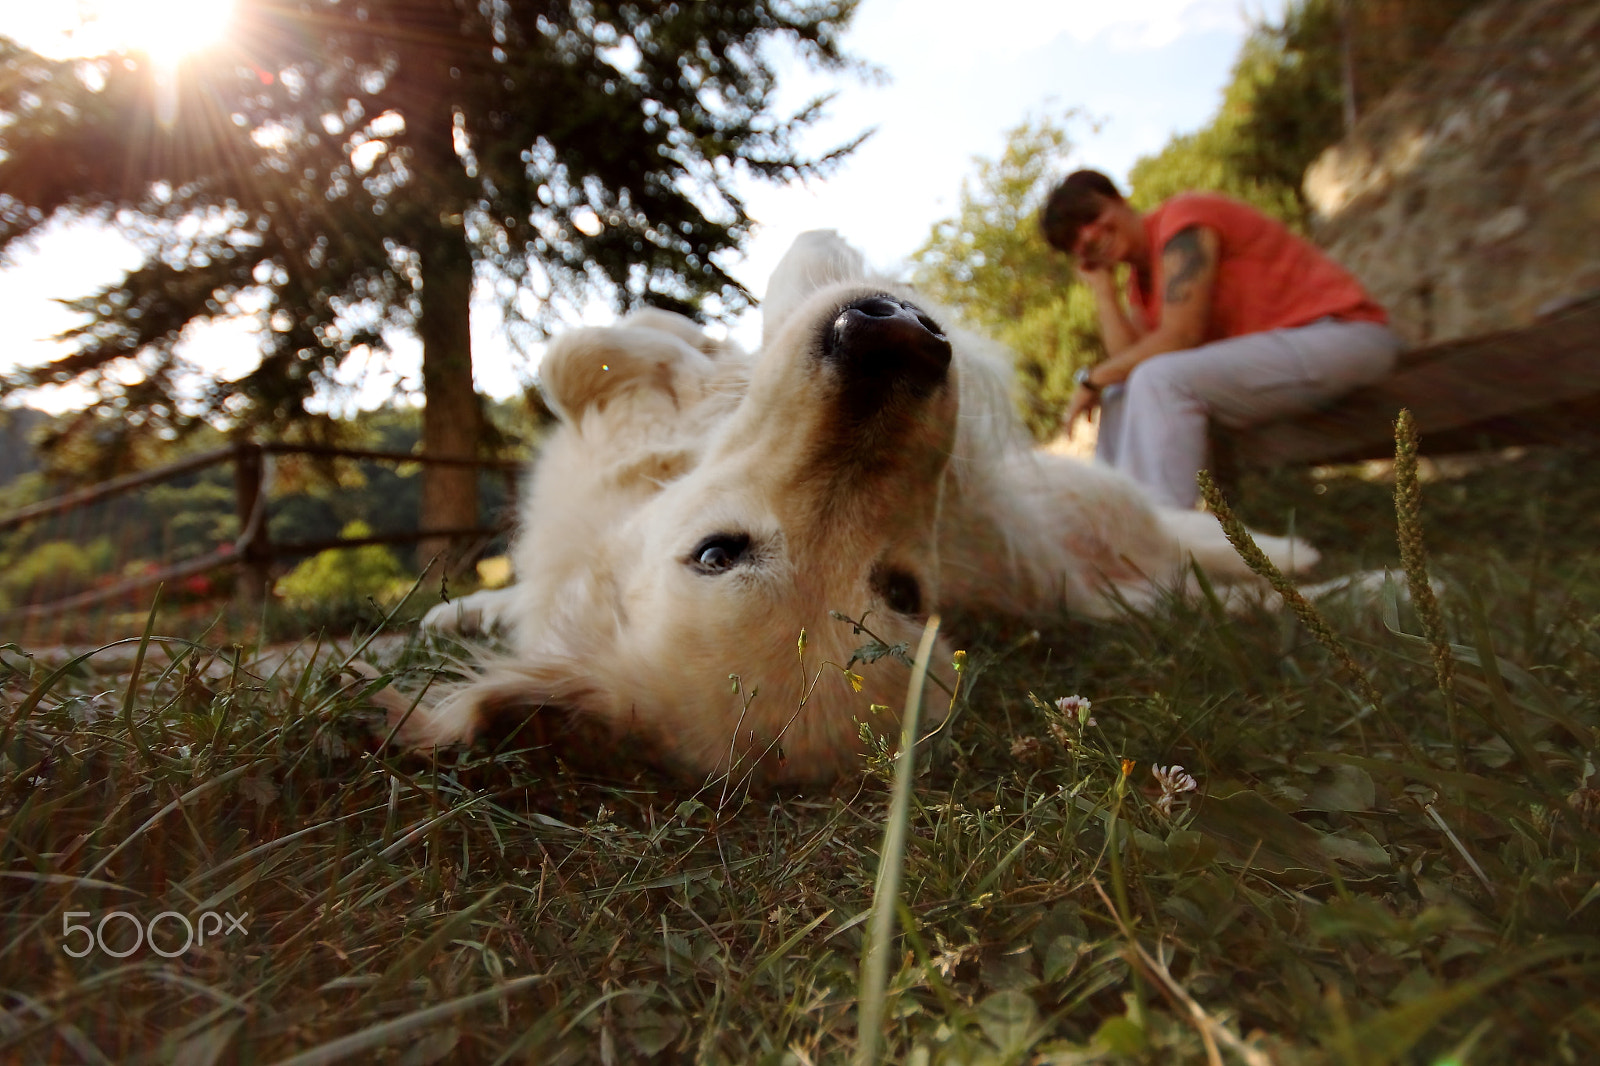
{"left": 1127, "top": 7, "right": 1338, "bottom": 225}
{"left": 912, "top": 117, "right": 1077, "bottom": 327}
{"left": 911, "top": 115, "right": 1103, "bottom": 438}
{"left": 1129, "top": 0, "right": 1491, "bottom": 223}
{"left": 274, "top": 520, "right": 411, "bottom": 609}
{"left": 0, "top": 469, "right": 46, "bottom": 515}
{"left": 0, "top": 418, "right": 245, "bottom": 615}
{"left": 144, "top": 479, "right": 239, "bottom": 563}
{"left": 263, "top": 401, "right": 523, "bottom": 549}
{"left": 0, "top": 536, "right": 112, "bottom": 609}
{"left": 1125, "top": 126, "right": 1307, "bottom": 224}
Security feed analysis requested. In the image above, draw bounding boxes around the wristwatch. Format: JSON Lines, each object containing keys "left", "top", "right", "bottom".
{"left": 1073, "top": 365, "right": 1101, "bottom": 392}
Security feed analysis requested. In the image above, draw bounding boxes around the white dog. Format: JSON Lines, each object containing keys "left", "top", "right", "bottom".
{"left": 390, "top": 231, "right": 1318, "bottom": 784}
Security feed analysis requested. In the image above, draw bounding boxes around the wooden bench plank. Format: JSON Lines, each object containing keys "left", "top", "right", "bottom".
{"left": 1220, "top": 294, "right": 1600, "bottom": 467}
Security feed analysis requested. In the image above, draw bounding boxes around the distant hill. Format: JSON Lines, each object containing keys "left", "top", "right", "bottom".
{"left": 0, "top": 407, "right": 51, "bottom": 487}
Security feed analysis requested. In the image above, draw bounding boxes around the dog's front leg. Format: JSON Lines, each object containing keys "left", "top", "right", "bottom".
{"left": 422, "top": 586, "right": 524, "bottom": 635}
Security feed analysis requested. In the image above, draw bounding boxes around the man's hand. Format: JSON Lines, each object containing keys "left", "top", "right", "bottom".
{"left": 1073, "top": 259, "right": 1116, "bottom": 293}
{"left": 1063, "top": 383, "right": 1100, "bottom": 435}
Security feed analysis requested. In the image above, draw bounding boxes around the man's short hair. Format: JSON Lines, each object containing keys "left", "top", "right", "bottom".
{"left": 1039, "top": 170, "right": 1124, "bottom": 253}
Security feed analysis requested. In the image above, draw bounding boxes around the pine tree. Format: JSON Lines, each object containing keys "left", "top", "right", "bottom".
{"left": 0, "top": 1, "right": 861, "bottom": 549}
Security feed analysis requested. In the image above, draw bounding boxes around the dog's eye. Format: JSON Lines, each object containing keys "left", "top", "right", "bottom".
{"left": 689, "top": 533, "right": 751, "bottom": 574}
{"left": 873, "top": 566, "right": 924, "bottom": 616}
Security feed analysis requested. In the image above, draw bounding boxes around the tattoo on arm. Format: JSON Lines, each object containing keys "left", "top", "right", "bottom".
{"left": 1162, "top": 227, "right": 1210, "bottom": 306}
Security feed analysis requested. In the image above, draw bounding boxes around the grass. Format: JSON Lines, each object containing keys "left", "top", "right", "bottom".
{"left": 3, "top": 438, "right": 1600, "bottom": 1064}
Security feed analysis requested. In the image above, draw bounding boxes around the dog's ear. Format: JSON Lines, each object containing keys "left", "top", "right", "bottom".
{"left": 537, "top": 325, "right": 716, "bottom": 422}
{"left": 761, "top": 230, "right": 867, "bottom": 349}
{"left": 617, "top": 307, "right": 741, "bottom": 360}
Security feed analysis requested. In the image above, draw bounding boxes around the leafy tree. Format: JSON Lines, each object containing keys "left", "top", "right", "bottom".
{"left": 0, "top": 0, "right": 861, "bottom": 549}
{"left": 911, "top": 116, "right": 1103, "bottom": 438}
{"left": 1130, "top": 0, "right": 1490, "bottom": 224}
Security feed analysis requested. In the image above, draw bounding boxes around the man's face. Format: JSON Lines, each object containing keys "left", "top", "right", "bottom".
{"left": 1071, "top": 198, "right": 1126, "bottom": 270}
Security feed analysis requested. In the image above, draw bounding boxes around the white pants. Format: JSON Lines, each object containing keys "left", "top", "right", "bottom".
{"left": 1095, "top": 319, "right": 1402, "bottom": 509}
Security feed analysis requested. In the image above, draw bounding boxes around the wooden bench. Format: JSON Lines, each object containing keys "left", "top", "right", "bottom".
{"left": 1215, "top": 293, "right": 1600, "bottom": 469}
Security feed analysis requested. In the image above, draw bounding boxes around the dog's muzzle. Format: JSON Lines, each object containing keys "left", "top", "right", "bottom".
{"left": 824, "top": 295, "right": 952, "bottom": 396}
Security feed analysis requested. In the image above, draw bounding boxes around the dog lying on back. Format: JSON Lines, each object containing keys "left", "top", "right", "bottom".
{"left": 391, "top": 231, "right": 1317, "bottom": 784}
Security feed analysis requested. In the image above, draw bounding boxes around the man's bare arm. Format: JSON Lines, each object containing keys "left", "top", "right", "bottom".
{"left": 1077, "top": 264, "right": 1144, "bottom": 354}
{"left": 1063, "top": 224, "right": 1220, "bottom": 434}
{"left": 1086, "top": 226, "right": 1217, "bottom": 385}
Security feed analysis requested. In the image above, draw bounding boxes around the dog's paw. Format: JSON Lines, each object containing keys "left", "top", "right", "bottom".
{"left": 343, "top": 660, "right": 480, "bottom": 750}
{"left": 1301, "top": 568, "right": 1392, "bottom": 601}
{"left": 423, "top": 599, "right": 481, "bottom": 634}
{"left": 422, "top": 587, "right": 517, "bottom": 636}
{"left": 1300, "top": 568, "right": 1446, "bottom": 603}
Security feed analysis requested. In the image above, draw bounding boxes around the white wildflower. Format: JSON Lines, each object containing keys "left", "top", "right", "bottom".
{"left": 1152, "top": 764, "right": 1199, "bottom": 816}
{"left": 1054, "top": 695, "right": 1096, "bottom": 728}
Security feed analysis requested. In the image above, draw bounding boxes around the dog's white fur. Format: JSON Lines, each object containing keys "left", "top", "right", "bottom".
{"left": 398, "top": 231, "right": 1318, "bottom": 783}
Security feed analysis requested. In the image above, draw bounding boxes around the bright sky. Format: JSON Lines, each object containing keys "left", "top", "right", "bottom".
{"left": 0, "top": 0, "right": 1286, "bottom": 414}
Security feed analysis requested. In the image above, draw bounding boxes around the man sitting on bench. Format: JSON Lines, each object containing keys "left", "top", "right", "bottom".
{"left": 1043, "top": 170, "right": 1401, "bottom": 508}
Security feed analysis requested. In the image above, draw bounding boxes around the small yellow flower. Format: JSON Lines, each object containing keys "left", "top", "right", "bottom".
{"left": 845, "top": 670, "right": 864, "bottom": 692}
{"left": 1121, "top": 758, "right": 1135, "bottom": 778}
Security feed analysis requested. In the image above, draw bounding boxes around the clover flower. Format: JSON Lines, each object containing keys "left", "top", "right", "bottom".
{"left": 1054, "top": 695, "right": 1096, "bottom": 728}
{"left": 1010, "top": 735, "right": 1047, "bottom": 762}
{"left": 1151, "top": 764, "right": 1199, "bottom": 816}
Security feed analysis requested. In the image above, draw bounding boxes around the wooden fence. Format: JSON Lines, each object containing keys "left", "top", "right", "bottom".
{"left": 0, "top": 442, "right": 522, "bottom": 626}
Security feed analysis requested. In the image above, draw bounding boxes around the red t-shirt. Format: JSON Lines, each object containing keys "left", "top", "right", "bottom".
{"left": 1127, "top": 192, "right": 1387, "bottom": 341}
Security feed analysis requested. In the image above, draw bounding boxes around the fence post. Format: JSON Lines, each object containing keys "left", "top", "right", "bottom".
{"left": 232, "top": 442, "right": 274, "bottom": 602}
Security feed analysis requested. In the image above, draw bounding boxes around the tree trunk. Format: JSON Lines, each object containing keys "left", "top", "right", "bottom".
{"left": 416, "top": 221, "right": 481, "bottom": 571}
{"left": 406, "top": 18, "right": 483, "bottom": 572}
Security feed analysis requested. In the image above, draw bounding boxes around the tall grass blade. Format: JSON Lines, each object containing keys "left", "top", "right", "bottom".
{"left": 359, "top": 887, "right": 504, "bottom": 1003}
{"left": 265, "top": 974, "right": 544, "bottom": 1066}
{"left": 120, "top": 583, "right": 165, "bottom": 770}
{"left": 1423, "top": 802, "right": 1495, "bottom": 897}
{"left": 855, "top": 614, "right": 941, "bottom": 1066}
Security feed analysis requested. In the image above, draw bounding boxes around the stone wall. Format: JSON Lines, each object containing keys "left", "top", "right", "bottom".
{"left": 1304, "top": 0, "right": 1600, "bottom": 346}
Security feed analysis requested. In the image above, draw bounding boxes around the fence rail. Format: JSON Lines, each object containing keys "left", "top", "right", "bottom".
{"left": 0, "top": 441, "right": 521, "bottom": 626}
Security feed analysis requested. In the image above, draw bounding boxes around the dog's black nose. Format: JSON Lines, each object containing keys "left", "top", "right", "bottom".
{"left": 824, "top": 295, "right": 952, "bottom": 392}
